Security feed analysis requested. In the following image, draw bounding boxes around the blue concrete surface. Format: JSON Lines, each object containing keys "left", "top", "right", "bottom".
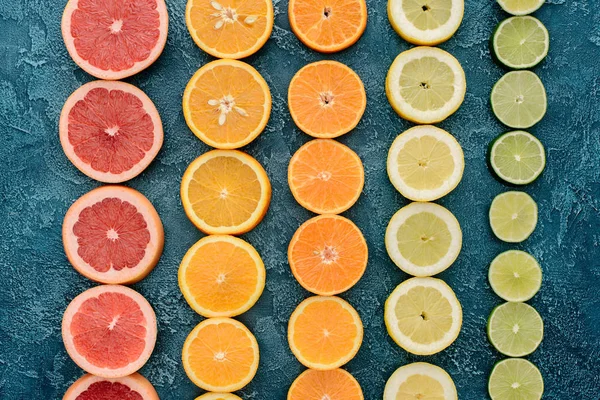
{"left": 1, "top": 0, "right": 599, "bottom": 398}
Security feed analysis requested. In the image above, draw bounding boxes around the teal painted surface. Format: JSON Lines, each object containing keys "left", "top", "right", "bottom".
{"left": 1, "top": 0, "right": 599, "bottom": 398}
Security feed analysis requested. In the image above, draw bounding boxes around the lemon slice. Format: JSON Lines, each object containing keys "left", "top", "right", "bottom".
{"left": 491, "top": 71, "right": 547, "bottom": 129}
{"left": 388, "top": 125, "right": 464, "bottom": 201}
{"left": 388, "top": 0, "right": 464, "bottom": 45}
{"left": 489, "top": 250, "right": 542, "bottom": 302}
{"left": 386, "top": 46, "right": 466, "bottom": 124}
{"left": 488, "top": 302, "right": 544, "bottom": 357}
{"left": 489, "top": 358, "right": 544, "bottom": 400}
{"left": 489, "top": 191, "right": 538, "bottom": 242}
{"left": 386, "top": 202, "right": 462, "bottom": 277}
{"left": 497, "top": 0, "right": 545, "bottom": 16}
{"left": 385, "top": 277, "right": 462, "bottom": 355}
{"left": 384, "top": 362, "right": 458, "bottom": 400}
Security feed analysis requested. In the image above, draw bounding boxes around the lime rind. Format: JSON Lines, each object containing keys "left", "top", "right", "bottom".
{"left": 489, "top": 131, "right": 546, "bottom": 185}
{"left": 497, "top": 0, "right": 545, "bottom": 16}
{"left": 489, "top": 250, "right": 542, "bottom": 302}
{"left": 488, "top": 358, "right": 544, "bottom": 400}
{"left": 487, "top": 302, "right": 544, "bottom": 357}
{"left": 493, "top": 16, "right": 549, "bottom": 69}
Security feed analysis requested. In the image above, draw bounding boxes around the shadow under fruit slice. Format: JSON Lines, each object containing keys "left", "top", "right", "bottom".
{"left": 59, "top": 81, "right": 163, "bottom": 183}
{"left": 288, "top": 369, "right": 364, "bottom": 400}
{"left": 63, "top": 373, "right": 159, "bottom": 400}
{"left": 62, "top": 285, "right": 157, "bottom": 378}
{"left": 63, "top": 186, "right": 164, "bottom": 285}
{"left": 62, "top": 0, "right": 168, "bottom": 80}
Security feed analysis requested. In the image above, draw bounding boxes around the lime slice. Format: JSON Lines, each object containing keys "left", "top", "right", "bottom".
{"left": 493, "top": 16, "right": 549, "bottom": 69}
{"left": 491, "top": 71, "right": 547, "bottom": 129}
{"left": 384, "top": 277, "right": 462, "bottom": 355}
{"left": 386, "top": 46, "right": 466, "bottom": 124}
{"left": 387, "top": 125, "right": 464, "bottom": 201}
{"left": 489, "top": 131, "right": 545, "bottom": 185}
{"left": 388, "top": 0, "right": 464, "bottom": 46}
{"left": 386, "top": 202, "right": 462, "bottom": 276}
{"left": 489, "top": 250, "right": 542, "bottom": 302}
{"left": 489, "top": 191, "right": 538, "bottom": 242}
{"left": 384, "top": 362, "right": 458, "bottom": 400}
{"left": 489, "top": 358, "right": 544, "bottom": 400}
{"left": 488, "top": 302, "right": 543, "bottom": 357}
{"left": 497, "top": 0, "right": 544, "bottom": 16}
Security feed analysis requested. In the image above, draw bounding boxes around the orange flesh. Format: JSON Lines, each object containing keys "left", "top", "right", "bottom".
{"left": 288, "top": 369, "right": 363, "bottom": 400}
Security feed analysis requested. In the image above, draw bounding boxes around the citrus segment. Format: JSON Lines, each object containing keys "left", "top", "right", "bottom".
{"left": 288, "top": 369, "right": 364, "bottom": 400}
{"left": 488, "top": 302, "right": 544, "bottom": 357}
{"left": 181, "top": 150, "right": 271, "bottom": 235}
{"left": 63, "top": 373, "right": 159, "bottom": 400}
{"left": 489, "top": 191, "right": 538, "bottom": 242}
{"left": 196, "top": 394, "right": 242, "bottom": 400}
{"left": 491, "top": 71, "right": 547, "bottom": 129}
{"left": 288, "top": 215, "right": 368, "bottom": 296}
{"left": 288, "top": 61, "right": 366, "bottom": 138}
{"left": 489, "top": 250, "right": 542, "bottom": 302}
{"left": 383, "top": 362, "right": 458, "bottom": 400}
{"left": 288, "top": 296, "right": 363, "bottom": 370}
{"left": 497, "top": 0, "right": 544, "bottom": 16}
{"left": 183, "top": 59, "right": 271, "bottom": 149}
{"left": 488, "top": 358, "right": 544, "bottom": 400}
{"left": 493, "top": 16, "right": 549, "bottom": 69}
{"left": 182, "top": 318, "right": 259, "bottom": 392}
{"left": 489, "top": 131, "right": 545, "bottom": 185}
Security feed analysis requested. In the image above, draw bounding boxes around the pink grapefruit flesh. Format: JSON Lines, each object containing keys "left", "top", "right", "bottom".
{"left": 63, "top": 373, "right": 159, "bottom": 400}
{"left": 62, "top": 285, "right": 157, "bottom": 378}
{"left": 63, "top": 186, "right": 164, "bottom": 285}
{"left": 62, "top": 0, "right": 169, "bottom": 80}
{"left": 60, "top": 81, "right": 163, "bottom": 183}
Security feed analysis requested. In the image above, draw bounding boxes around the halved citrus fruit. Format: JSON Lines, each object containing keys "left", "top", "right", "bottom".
{"left": 289, "top": 0, "right": 367, "bottom": 52}
{"left": 196, "top": 394, "right": 242, "bottom": 400}
{"left": 288, "top": 296, "right": 363, "bottom": 370}
{"left": 183, "top": 59, "right": 272, "bottom": 149}
{"left": 59, "top": 81, "right": 163, "bottom": 183}
{"left": 63, "top": 373, "right": 159, "bottom": 400}
{"left": 289, "top": 139, "right": 364, "bottom": 214}
{"left": 63, "top": 186, "right": 164, "bottom": 285}
{"left": 62, "top": 285, "right": 157, "bottom": 378}
{"left": 288, "top": 368, "right": 364, "bottom": 400}
{"left": 288, "top": 215, "right": 368, "bottom": 296}
{"left": 186, "top": 0, "right": 273, "bottom": 59}
{"left": 181, "top": 150, "right": 271, "bottom": 235}
{"left": 288, "top": 61, "right": 366, "bottom": 138}
{"left": 179, "top": 235, "right": 265, "bottom": 317}
{"left": 383, "top": 362, "right": 458, "bottom": 400}
{"left": 62, "top": 0, "right": 168, "bottom": 80}
{"left": 182, "top": 318, "right": 259, "bottom": 392}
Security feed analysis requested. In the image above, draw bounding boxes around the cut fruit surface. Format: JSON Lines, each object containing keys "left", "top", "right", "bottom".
{"left": 183, "top": 59, "right": 271, "bottom": 149}
{"left": 181, "top": 150, "right": 271, "bottom": 235}
{"left": 195, "top": 393, "right": 242, "bottom": 400}
{"left": 288, "top": 296, "right": 363, "bottom": 370}
{"left": 179, "top": 235, "right": 265, "bottom": 317}
{"left": 186, "top": 0, "right": 273, "bottom": 59}
{"left": 383, "top": 362, "right": 458, "bottom": 400}
{"left": 63, "top": 186, "right": 164, "bottom": 285}
{"left": 62, "top": 285, "right": 157, "bottom": 378}
{"left": 182, "top": 318, "right": 259, "bottom": 392}
{"left": 289, "top": 0, "right": 367, "bottom": 53}
{"left": 288, "top": 369, "right": 364, "bottom": 400}
{"left": 493, "top": 16, "right": 549, "bottom": 69}
{"left": 385, "top": 277, "right": 462, "bottom": 355}
{"left": 489, "top": 191, "right": 537, "bottom": 242}
{"left": 489, "top": 131, "right": 545, "bottom": 185}
{"left": 491, "top": 71, "right": 547, "bottom": 129}
{"left": 488, "top": 358, "right": 544, "bottom": 400}
{"left": 289, "top": 139, "right": 364, "bottom": 214}
{"left": 62, "top": 0, "right": 168, "bottom": 80}
{"left": 489, "top": 250, "right": 542, "bottom": 302}
{"left": 497, "top": 0, "right": 544, "bottom": 16}
{"left": 288, "top": 214, "right": 368, "bottom": 296}
{"left": 488, "top": 302, "right": 544, "bottom": 357}
{"left": 59, "top": 81, "right": 163, "bottom": 183}
{"left": 387, "top": 125, "right": 464, "bottom": 201}
{"left": 388, "top": 0, "right": 464, "bottom": 46}
{"left": 63, "top": 373, "right": 159, "bottom": 400}
{"left": 386, "top": 46, "right": 466, "bottom": 124}
{"left": 385, "top": 202, "right": 462, "bottom": 277}
{"left": 288, "top": 61, "right": 366, "bottom": 138}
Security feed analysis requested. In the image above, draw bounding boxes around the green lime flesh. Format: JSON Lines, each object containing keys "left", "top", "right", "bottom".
{"left": 489, "top": 358, "right": 544, "bottom": 400}
{"left": 488, "top": 302, "right": 543, "bottom": 357}
{"left": 489, "top": 250, "right": 542, "bottom": 302}
{"left": 493, "top": 16, "right": 549, "bottom": 69}
{"left": 489, "top": 131, "right": 545, "bottom": 185}
{"left": 489, "top": 191, "right": 538, "bottom": 243}
{"left": 491, "top": 71, "right": 547, "bottom": 129}
{"left": 497, "top": 0, "right": 545, "bottom": 16}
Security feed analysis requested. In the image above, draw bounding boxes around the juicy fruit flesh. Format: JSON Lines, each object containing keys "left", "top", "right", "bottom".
{"left": 495, "top": 17, "right": 548, "bottom": 67}
{"left": 490, "top": 192, "right": 537, "bottom": 241}
{"left": 74, "top": 198, "right": 150, "bottom": 272}
{"left": 399, "top": 56, "right": 455, "bottom": 111}
{"left": 489, "top": 302, "right": 543, "bottom": 356}
{"left": 396, "top": 374, "right": 445, "bottom": 399}
{"left": 489, "top": 359, "right": 544, "bottom": 399}
{"left": 499, "top": 0, "right": 544, "bottom": 14}
{"left": 396, "top": 212, "right": 452, "bottom": 267}
{"left": 492, "top": 72, "right": 546, "bottom": 128}
{"left": 492, "top": 132, "right": 544, "bottom": 182}
{"left": 289, "top": 369, "right": 363, "bottom": 400}
{"left": 71, "top": 292, "right": 148, "bottom": 369}
{"left": 490, "top": 251, "right": 541, "bottom": 301}
{"left": 70, "top": 0, "right": 161, "bottom": 71}
{"left": 76, "top": 381, "right": 143, "bottom": 400}
{"left": 402, "top": 0, "right": 452, "bottom": 30}
{"left": 395, "top": 136, "right": 455, "bottom": 190}
{"left": 68, "top": 87, "right": 155, "bottom": 174}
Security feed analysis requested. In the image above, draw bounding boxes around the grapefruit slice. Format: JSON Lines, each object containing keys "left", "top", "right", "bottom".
{"left": 63, "top": 186, "right": 164, "bottom": 285}
{"left": 62, "top": 0, "right": 169, "bottom": 80}
{"left": 62, "top": 285, "right": 157, "bottom": 378}
{"left": 63, "top": 373, "right": 159, "bottom": 400}
{"left": 59, "top": 81, "right": 163, "bottom": 183}
{"left": 288, "top": 369, "right": 364, "bottom": 400}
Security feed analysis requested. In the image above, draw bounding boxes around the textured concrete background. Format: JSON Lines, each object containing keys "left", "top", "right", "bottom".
{"left": 1, "top": 0, "right": 599, "bottom": 398}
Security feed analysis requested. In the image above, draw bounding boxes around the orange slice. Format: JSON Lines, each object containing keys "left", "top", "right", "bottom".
{"left": 181, "top": 150, "right": 271, "bottom": 235}
{"left": 288, "top": 139, "right": 364, "bottom": 214}
{"left": 179, "top": 235, "right": 265, "bottom": 317}
{"left": 186, "top": 0, "right": 273, "bottom": 59}
{"left": 288, "top": 61, "right": 366, "bottom": 138}
{"left": 183, "top": 59, "right": 271, "bottom": 149}
{"left": 288, "top": 369, "right": 364, "bottom": 400}
{"left": 196, "top": 394, "right": 242, "bottom": 400}
{"left": 289, "top": 0, "right": 367, "bottom": 53}
{"left": 288, "top": 215, "right": 368, "bottom": 295}
{"left": 182, "top": 318, "right": 259, "bottom": 392}
{"left": 288, "top": 296, "right": 363, "bottom": 370}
